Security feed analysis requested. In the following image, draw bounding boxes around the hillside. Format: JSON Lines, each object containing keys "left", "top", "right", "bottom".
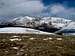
{"left": 0, "top": 16, "right": 72, "bottom": 33}
{"left": 0, "top": 33, "right": 75, "bottom": 56}
{"left": 0, "top": 27, "right": 55, "bottom": 35}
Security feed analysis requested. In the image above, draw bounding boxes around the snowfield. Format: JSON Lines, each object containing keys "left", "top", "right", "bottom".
{"left": 55, "top": 22, "right": 75, "bottom": 35}
{"left": 0, "top": 27, "right": 55, "bottom": 35}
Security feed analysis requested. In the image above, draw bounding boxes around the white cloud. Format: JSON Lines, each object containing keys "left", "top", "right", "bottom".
{"left": 0, "top": 0, "right": 75, "bottom": 19}
{"left": 0, "top": 0, "right": 45, "bottom": 16}
{"left": 50, "top": 4, "right": 75, "bottom": 16}
{"left": 50, "top": 4, "right": 65, "bottom": 14}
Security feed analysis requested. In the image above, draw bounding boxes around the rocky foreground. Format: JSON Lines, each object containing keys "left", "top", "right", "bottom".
{"left": 0, "top": 34, "right": 75, "bottom": 56}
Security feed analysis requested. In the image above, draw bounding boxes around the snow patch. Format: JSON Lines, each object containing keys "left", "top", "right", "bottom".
{"left": 56, "top": 38, "right": 62, "bottom": 40}
{"left": 10, "top": 38, "right": 21, "bottom": 41}
{"left": 0, "top": 27, "right": 54, "bottom": 35}
{"left": 13, "top": 47, "right": 19, "bottom": 50}
{"left": 29, "top": 38, "right": 35, "bottom": 40}
{"left": 11, "top": 36, "right": 20, "bottom": 38}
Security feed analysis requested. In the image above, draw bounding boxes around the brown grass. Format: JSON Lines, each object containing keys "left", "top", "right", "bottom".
{"left": 0, "top": 33, "right": 75, "bottom": 56}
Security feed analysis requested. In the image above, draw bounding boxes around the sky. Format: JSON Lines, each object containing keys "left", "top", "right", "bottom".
{"left": 0, "top": 0, "right": 75, "bottom": 20}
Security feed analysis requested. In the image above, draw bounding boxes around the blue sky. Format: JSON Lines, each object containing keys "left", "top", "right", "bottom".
{"left": 43, "top": 0, "right": 75, "bottom": 7}
{"left": 0, "top": 0, "right": 75, "bottom": 20}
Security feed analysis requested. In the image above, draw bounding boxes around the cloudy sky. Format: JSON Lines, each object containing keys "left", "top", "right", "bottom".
{"left": 0, "top": 0, "right": 75, "bottom": 20}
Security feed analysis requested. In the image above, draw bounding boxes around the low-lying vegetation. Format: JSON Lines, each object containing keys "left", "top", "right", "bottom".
{"left": 0, "top": 33, "right": 75, "bottom": 56}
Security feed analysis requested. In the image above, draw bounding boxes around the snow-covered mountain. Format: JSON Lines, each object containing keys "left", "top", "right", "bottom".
{"left": 0, "top": 16, "right": 72, "bottom": 32}
{"left": 55, "top": 22, "right": 75, "bottom": 35}
{"left": 9, "top": 16, "right": 72, "bottom": 29}
{"left": 40, "top": 17, "right": 72, "bottom": 28}
{"left": 0, "top": 16, "right": 74, "bottom": 35}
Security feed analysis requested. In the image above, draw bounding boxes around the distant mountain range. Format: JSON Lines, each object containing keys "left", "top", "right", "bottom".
{"left": 55, "top": 22, "right": 75, "bottom": 35}
{"left": 0, "top": 16, "right": 72, "bottom": 33}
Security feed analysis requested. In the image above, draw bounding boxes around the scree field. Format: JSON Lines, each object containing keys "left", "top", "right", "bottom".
{"left": 0, "top": 33, "right": 75, "bottom": 56}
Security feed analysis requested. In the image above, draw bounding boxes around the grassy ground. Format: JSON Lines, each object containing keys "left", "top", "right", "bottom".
{"left": 0, "top": 33, "right": 75, "bottom": 56}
